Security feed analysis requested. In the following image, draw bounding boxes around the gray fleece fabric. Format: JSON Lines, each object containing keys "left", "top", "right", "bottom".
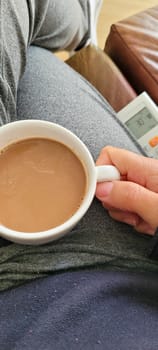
{"left": 0, "top": 1, "right": 157, "bottom": 292}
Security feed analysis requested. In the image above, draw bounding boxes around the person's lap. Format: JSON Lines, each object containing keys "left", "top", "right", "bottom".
{"left": 0, "top": 0, "right": 156, "bottom": 280}
{"left": 1, "top": 1, "right": 158, "bottom": 348}
{"left": 17, "top": 46, "right": 142, "bottom": 159}
{"left": 15, "top": 46, "right": 152, "bottom": 265}
{"left": 0, "top": 0, "right": 155, "bottom": 289}
{"left": 0, "top": 47, "right": 155, "bottom": 295}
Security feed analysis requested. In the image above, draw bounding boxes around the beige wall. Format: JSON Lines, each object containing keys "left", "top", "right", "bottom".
{"left": 98, "top": 0, "right": 158, "bottom": 48}
{"left": 57, "top": 0, "right": 158, "bottom": 60}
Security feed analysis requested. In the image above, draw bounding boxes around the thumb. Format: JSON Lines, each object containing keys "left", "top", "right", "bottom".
{"left": 96, "top": 180, "right": 158, "bottom": 228}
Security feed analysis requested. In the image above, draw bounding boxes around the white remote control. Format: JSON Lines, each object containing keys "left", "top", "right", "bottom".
{"left": 117, "top": 92, "right": 158, "bottom": 158}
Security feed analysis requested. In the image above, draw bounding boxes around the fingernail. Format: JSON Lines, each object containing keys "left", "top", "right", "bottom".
{"left": 146, "top": 229, "right": 155, "bottom": 236}
{"left": 97, "top": 182, "right": 113, "bottom": 197}
{"left": 135, "top": 224, "right": 156, "bottom": 236}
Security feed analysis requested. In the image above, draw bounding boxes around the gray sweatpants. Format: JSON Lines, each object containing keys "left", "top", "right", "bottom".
{"left": 0, "top": 0, "right": 152, "bottom": 270}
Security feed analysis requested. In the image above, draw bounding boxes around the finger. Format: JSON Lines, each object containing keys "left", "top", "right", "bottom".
{"left": 96, "top": 146, "right": 158, "bottom": 191}
{"left": 102, "top": 202, "right": 115, "bottom": 211}
{"left": 108, "top": 208, "right": 155, "bottom": 235}
{"left": 108, "top": 208, "right": 140, "bottom": 227}
{"left": 134, "top": 221, "right": 156, "bottom": 236}
{"left": 96, "top": 181, "right": 158, "bottom": 228}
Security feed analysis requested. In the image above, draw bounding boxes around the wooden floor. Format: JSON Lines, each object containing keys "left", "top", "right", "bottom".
{"left": 57, "top": 0, "right": 158, "bottom": 60}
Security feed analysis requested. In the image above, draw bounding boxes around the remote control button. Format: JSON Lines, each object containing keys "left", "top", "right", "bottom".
{"left": 149, "top": 136, "right": 158, "bottom": 147}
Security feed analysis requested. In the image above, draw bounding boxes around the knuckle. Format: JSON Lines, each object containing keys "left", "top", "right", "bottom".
{"left": 100, "top": 146, "right": 108, "bottom": 157}
{"left": 104, "top": 145, "right": 114, "bottom": 153}
{"left": 101, "top": 145, "right": 114, "bottom": 154}
{"left": 97, "top": 145, "right": 115, "bottom": 165}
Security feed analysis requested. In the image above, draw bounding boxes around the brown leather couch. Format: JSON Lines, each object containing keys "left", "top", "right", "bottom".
{"left": 66, "top": 6, "right": 158, "bottom": 113}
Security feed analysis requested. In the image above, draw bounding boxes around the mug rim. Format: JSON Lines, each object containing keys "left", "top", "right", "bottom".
{"left": 0, "top": 120, "right": 97, "bottom": 244}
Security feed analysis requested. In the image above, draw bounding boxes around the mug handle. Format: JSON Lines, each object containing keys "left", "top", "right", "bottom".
{"left": 95, "top": 165, "right": 120, "bottom": 182}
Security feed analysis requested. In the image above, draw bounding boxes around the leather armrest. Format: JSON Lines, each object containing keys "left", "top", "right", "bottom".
{"left": 66, "top": 45, "right": 136, "bottom": 112}
{"left": 105, "top": 6, "right": 158, "bottom": 105}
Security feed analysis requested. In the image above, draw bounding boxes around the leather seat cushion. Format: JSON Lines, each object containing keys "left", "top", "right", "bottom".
{"left": 105, "top": 6, "right": 158, "bottom": 105}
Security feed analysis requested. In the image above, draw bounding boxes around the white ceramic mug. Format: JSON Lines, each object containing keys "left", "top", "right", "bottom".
{"left": 0, "top": 120, "right": 120, "bottom": 245}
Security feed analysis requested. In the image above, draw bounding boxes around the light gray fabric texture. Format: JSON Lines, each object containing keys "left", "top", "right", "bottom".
{"left": 0, "top": 0, "right": 89, "bottom": 123}
{"left": 0, "top": 0, "right": 157, "bottom": 291}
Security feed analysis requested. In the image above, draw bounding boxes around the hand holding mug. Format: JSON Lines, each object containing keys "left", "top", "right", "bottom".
{"left": 96, "top": 146, "right": 158, "bottom": 235}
